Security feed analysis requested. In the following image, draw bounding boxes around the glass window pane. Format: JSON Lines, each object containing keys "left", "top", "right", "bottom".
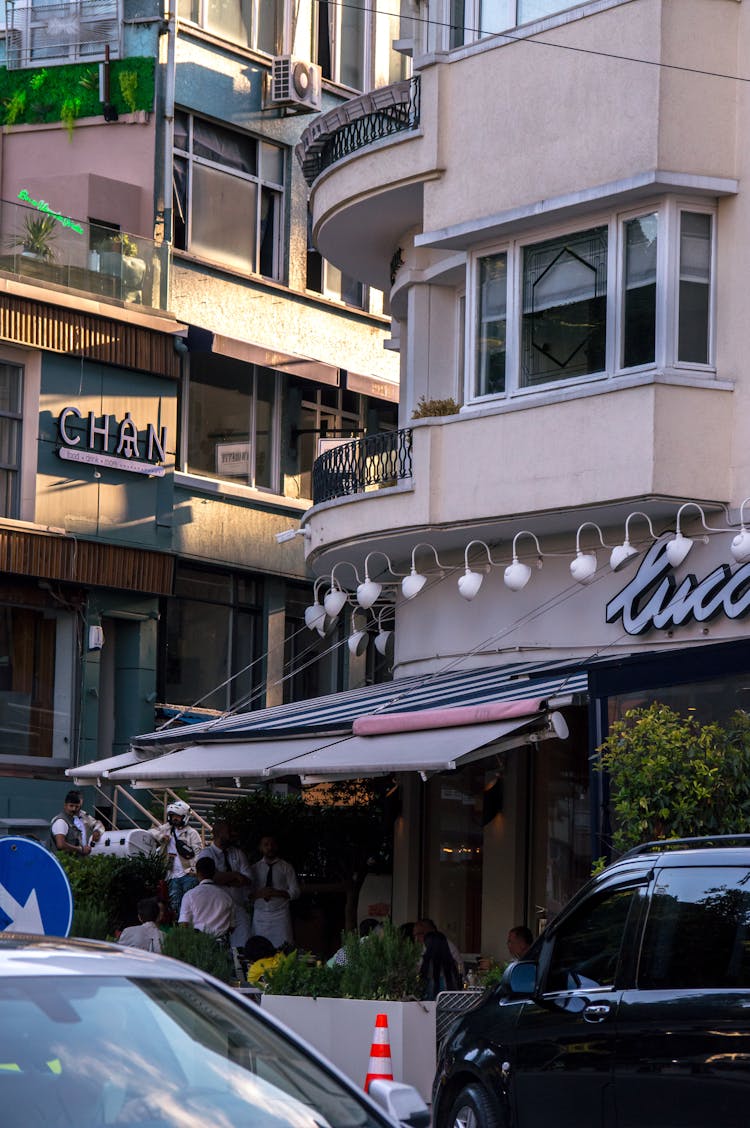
{"left": 188, "top": 356, "right": 253, "bottom": 483}
{"left": 546, "top": 887, "right": 637, "bottom": 993}
{"left": 259, "top": 187, "right": 279, "bottom": 278}
{"left": 449, "top": 0, "right": 465, "bottom": 47}
{"left": 205, "top": 0, "right": 253, "bottom": 47}
{"left": 341, "top": 0, "right": 366, "bottom": 89}
{"left": 0, "top": 607, "right": 56, "bottom": 758}
{"left": 173, "top": 110, "right": 189, "bottom": 151}
{"left": 623, "top": 213, "right": 657, "bottom": 368}
{"left": 517, "top": 0, "right": 575, "bottom": 22}
{"left": 678, "top": 212, "right": 711, "bottom": 365}
{"left": 165, "top": 597, "right": 230, "bottom": 711}
{"left": 475, "top": 252, "right": 507, "bottom": 396}
{"left": 261, "top": 141, "right": 284, "bottom": 187}
{"left": 0, "top": 418, "right": 20, "bottom": 467}
{"left": 480, "top": 0, "right": 505, "bottom": 37}
{"left": 191, "top": 164, "right": 256, "bottom": 273}
{"left": 257, "top": 0, "right": 282, "bottom": 54}
{"left": 172, "top": 157, "right": 188, "bottom": 250}
{"left": 193, "top": 119, "right": 257, "bottom": 176}
{"left": 640, "top": 868, "right": 750, "bottom": 989}
{"left": 255, "top": 367, "right": 276, "bottom": 489}
{"left": 0, "top": 362, "right": 22, "bottom": 414}
{"left": 521, "top": 225, "right": 607, "bottom": 387}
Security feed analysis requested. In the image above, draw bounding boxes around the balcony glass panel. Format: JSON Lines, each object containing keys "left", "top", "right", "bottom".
{"left": 0, "top": 196, "right": 168, "bottom": 309}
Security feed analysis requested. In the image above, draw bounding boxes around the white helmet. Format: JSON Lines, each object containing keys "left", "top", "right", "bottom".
{"left": 166, "top": 800, "right": 190, "bottom": 819}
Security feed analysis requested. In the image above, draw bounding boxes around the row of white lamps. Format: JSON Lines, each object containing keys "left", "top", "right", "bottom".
{"left": 305, "top": 502, "right": 750, "bottom": 629}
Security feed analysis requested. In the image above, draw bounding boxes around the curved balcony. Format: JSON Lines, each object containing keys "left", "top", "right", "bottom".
{"left": 296, "top": 78, "right": 421, "bottom": 188}
{"left": 312, "top": 428, "right": 413, "bottom": 504}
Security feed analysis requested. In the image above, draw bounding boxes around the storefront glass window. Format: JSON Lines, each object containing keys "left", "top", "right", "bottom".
{"left": 283, "top": 584, "right": 344, "bottom": 704}
{"left": 0, "top": 605, "right": 57, "bottom": 759}
{"left": 529, "top": 734, "right": 590, "bottom": 926}
{"left": 607, "top": 672, "right": 750, "bottom": 729}
{"left": 424, "top": 763, "right": 485, "bottom": 954}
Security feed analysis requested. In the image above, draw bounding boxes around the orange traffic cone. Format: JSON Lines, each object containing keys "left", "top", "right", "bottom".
{"left": 364, "top": 1013, "right": 394, "bottom": 1092}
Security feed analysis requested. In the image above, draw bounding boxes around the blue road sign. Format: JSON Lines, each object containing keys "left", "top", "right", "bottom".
{"left": 0, "top": 836, "right": 73, "bottom": 936}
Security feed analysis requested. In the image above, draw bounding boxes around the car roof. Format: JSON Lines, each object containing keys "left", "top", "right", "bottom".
{"left": 0, "top": 933, "right": 206, "bottom": 978}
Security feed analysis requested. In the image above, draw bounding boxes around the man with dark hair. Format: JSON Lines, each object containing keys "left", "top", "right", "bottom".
{"left": 50, "top": 790, "right": 104, "bottom": 857}
{"left": 250, "top": 835, "right": 300, "bottom": 947}
{"left": 198, "top": 820, "right": 254, "bottom": 947}
{"left": 118, "top": 898, "right": 163, "bottom": 953}
{"left": 178, "top": 856, "right": 235, "bottom": 939}
{"left": 507, "top": 924, "right": 534, "bottom": 960}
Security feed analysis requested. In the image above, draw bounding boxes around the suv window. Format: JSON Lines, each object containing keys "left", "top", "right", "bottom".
{"left": 546, "top": 886, "right": 638, "bottom": 992}
{"left": 639, "top": 866, "right": 750, "bottom": 989}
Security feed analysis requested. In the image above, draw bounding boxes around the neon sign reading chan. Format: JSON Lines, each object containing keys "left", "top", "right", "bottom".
{"left": 57, "top": 407, "right": 168, "bottom": 477}
{"left": 17, "top": 189, "right": 83, "bottom": 234}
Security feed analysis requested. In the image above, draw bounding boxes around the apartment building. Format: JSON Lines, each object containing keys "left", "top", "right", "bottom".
{"left": 0, "top": 0, "right": 401, "bottom": 823}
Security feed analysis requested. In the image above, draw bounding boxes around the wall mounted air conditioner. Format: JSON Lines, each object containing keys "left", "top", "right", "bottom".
{"left": 268, "top": 56, "right": 322, "bottom": 113}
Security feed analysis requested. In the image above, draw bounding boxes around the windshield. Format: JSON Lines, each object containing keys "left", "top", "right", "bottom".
{"left": 0, "top": 976, "right": 388, "bottom": 1128}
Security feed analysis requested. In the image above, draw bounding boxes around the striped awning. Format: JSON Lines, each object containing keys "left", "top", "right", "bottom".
{"left": 130, "top": 658, "right": 588, "bottom": 755}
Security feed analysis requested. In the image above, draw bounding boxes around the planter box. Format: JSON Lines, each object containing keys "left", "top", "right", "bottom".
{"left": 261, "top": 995, "right": 437, "bottom": 1102}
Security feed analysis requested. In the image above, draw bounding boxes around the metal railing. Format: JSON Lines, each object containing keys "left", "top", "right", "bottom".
{"left": 0, "top": 196, "right": 168, "bottom": 309}
{"left": 296, "top": 76, "right": 421, "bottom": 186}
{"left": 312, "top": 427, "right": 413, "bottom": 504}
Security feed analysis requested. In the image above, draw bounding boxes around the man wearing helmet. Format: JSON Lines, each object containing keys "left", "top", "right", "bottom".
{"left": 148, "top": 800, "right": 202, "bottom": 913}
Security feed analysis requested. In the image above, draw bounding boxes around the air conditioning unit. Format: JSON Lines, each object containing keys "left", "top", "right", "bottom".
{"left": 268, "top": 56, "right": 322, "bottom": 113}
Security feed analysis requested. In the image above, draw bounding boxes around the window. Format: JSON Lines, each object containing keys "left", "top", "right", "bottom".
{"left": 0, "top": 362, "right": 23, "bottom": 517}
{"left": 639, "top": 868, "right": 750, "bottom": 989}
{"left": 446, "top": 0, "right": 595, "bottom": 50}
{"left": 316, "top": 0, "right": 370, "bottom": 90}
{"left": 177, "top": 0, "right": 283, "bottom": 53}
{"left": 307, "top": 245, "right": 367, "bottom": 310}
{"left": 545, "top": 885, "right": 638, "bottom": 993}
{"left": 5, "top": 0, "right": 121, "bottom": 69}
{"left": 282, "top": 379, "right": 364, "bottom": 500}
{"left": 173, "top": 111, "right": 285, "bottom": 280}
{"left": 186, "top": 354, "right": 278, "bottom": 491}
{"left": 283, "top": 584, "right": 344, "bottom": 703}
{"left": 470, "top": 201, "right": 714, "bottom": 401}
{"left": 161, "top": 565, "right": 262, "bottom": 712}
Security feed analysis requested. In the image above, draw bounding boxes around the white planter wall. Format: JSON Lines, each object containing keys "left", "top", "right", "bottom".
{"left": 261, "top": 996, "right": 437, "bottom": 1102}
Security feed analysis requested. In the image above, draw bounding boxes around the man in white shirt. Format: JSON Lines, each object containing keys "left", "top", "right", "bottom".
{"left": 50, "top": 790, "right": 105, "bottom": 857}
{"left": 179, "top": 856, "right": 235, "bottom": 940}
{"left": 118, "top": 898, "right": 163, "bottom": 953}
{"left": 198, "top": 820, "right": 254, "bottom": 948}
{"left": 250, "top": 835, "right": 300, "bottom": 948}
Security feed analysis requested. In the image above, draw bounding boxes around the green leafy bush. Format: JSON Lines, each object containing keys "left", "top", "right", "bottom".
{"left": 70, "top": 904, "right": 109, "bottom": 941}
{"left": 0, "top": 58, "right": 154, "bottom": 128}
{"left": 58, "top": 851, "right": 167, "bottom": 936}
{"left": 118, "top": 70, "right": 139, "bottom": 114}
{"left": 261, "top": 951, "right": 343, "bottom": 998}
{"left": 411, "top": 396, "right": 461, "bottom": 419}
{"left": 160, "top": 927, "right": 234, "bottom": 982}
{"left": 339, "top": 920, "right": 421, "bottom": 1000}
{"left": 598, "top": 703, "right": 750, "bottom": 852}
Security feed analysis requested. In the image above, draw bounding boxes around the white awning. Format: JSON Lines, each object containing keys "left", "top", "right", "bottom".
{"left": 105, "top": 736, "right": 341, "bottom": 788}
{"left": 65, "top": 750, "right": 150, "bottom": 783}
{"left": 107, "top": 712, "right": 560, "bottom": 787}
{"left": 262, "top": 715, "right": 558, "bottom": 782}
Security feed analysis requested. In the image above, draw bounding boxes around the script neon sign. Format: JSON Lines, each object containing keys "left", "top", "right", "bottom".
{"left": 18, "top": 189, "right": 83, "bottom": 234}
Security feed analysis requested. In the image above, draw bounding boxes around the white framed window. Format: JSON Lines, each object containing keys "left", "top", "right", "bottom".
{"left": 173, "top": 110, "right": 285, "bottom": 280}
{"left": 467, "top": 198, "right": 716, "bottom": 402}
{"left": 315, "top": 0, "right": 374, "bottom": 91}
{"left": 176, "top": 0, "right": 285, "bottom": 54}
{"left": 444, "top": 0, "right": 616, "bottom": 50}
{"left": 5, "top": 0, "right": 121, "bottom": 68}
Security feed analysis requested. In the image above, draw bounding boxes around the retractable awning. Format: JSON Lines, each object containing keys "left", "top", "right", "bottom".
{"left": 105, "top": 705, "right": 567, "bottom": 786}
{"left": 65, "top": 750, "right": 150, "bottom": 783}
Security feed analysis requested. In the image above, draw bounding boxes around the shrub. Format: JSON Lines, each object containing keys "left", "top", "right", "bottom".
{"left": 411, "top": 396, "right": 461, "bottom": 419}
{"left": 598, "top": 703, "right": 750, "bottom": 853}
{"left": 160, "top": 927, "right": 234, "bottom": 982}
{"left": 339, "top": 920, "right": 421, "bottom": 1000}
{"left": 260, "top": 951, "right": 342, "bottom": 998}
{"left": 58, "top": 851, "right": 167, "bottom": 936}
{"left": 70, "top": 904, "right": 109, "bottom": 941}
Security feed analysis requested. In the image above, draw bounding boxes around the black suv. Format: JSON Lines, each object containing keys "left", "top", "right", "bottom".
{"left": 433, "top": 837, "right": 750, "bottom": 1128}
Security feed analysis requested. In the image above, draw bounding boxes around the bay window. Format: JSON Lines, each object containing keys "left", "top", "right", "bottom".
{"left": 173, "top": 111, "right": 285, "bottom": 280}
{"left": 470, "top": 201, "right": 714, "bottom": 401}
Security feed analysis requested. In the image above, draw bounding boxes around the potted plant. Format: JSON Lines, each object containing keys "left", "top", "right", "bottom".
{"left": 20, "top": 213, "right": 57, "bottom": 261}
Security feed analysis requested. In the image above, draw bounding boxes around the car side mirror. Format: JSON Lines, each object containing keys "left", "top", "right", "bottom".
{"left": 504, "top": 960, "right": 538, "bottom": 997}
{"left": 367, "top": 1080, "right": 431, "bottom": 1128}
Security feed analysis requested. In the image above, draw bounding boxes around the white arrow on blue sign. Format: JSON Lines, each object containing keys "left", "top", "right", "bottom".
{"left": 0, "top": 836, "right": 73, "bottom": 936}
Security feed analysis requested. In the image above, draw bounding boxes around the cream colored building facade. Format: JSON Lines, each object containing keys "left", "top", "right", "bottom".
{"left": 296, "top": 0, "right": 750, "bottom": 958}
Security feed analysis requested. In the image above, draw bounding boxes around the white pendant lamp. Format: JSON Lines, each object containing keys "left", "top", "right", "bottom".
{"left": 400, "top": 543, "right": 446, "bottom": 600}
{"left": 504, "top": 531, "right": 542, "bottom": 591}
{"left": 665, "top": 503, "right": 715, "bottom": 569}
{"left": 609, "top": 511, "right": 657, "bottom": 572}
{"left": 570, "top": 522, "right": 608, "bottom": 584}
{"left": 730, "top": 497, "right": 750, "bottom": 564}
{"left": 458, "top": 540, "right": 499, "bottom": 601}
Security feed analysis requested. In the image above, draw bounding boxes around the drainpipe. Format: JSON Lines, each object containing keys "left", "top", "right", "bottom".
{"left": 156, "top": 3, "right": 176, "bottom": 309}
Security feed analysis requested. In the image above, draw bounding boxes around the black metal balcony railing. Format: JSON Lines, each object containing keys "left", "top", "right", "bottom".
{"left": 312, "top": 428, "right": 413, "bottom": 504}
{"left": 296, "top": 76, "right": 421, "bottom": 187}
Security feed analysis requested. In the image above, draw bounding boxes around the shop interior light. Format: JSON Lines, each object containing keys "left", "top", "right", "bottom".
{"left": 458, "top": 540, "right": 499, "bottom": 601}
{"left": 609, "top": 511, "right": 657, "bottom": 572}
{"left": 504, "top": 531, "right": 543, "bottom": 592}
{"left": 665, "top": 503, "right": 714, "bottom": 568}
{"left": 401, "top": 542, "right": 446, "bottom": 600}
{"left": 570, "top": 522, "right": 608, "bottom": 584}
{"left": 731, "top": 497, "right": 750, "bottom": 564}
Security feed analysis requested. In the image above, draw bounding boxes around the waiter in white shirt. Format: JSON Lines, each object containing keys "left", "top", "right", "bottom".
{"left": 250, "top": 835, "right": 300, "bottom": 948}
{"left": 179, "top": 856, "right": 235, "bottom": 939}
{"left": 198, "top": 820, "right": 254, "bottom": 947}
